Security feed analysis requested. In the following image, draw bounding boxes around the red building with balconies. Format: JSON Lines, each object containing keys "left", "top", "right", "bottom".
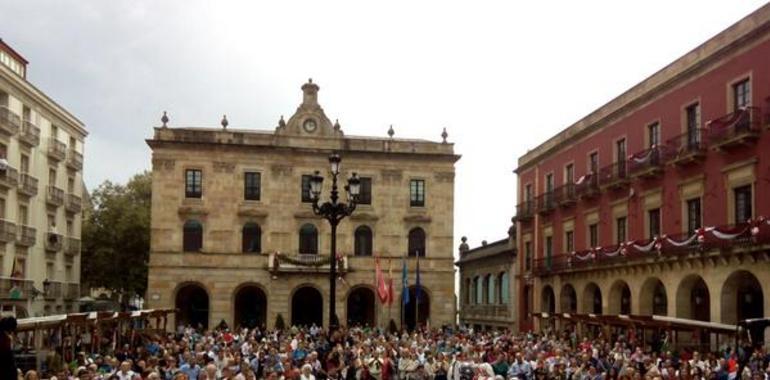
{"left": 514, "top": 4, "right": 770, "bottom": 336}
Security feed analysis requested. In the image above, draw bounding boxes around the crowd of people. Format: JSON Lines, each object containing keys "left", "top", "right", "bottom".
{"left": 3, "top": 317, "right": 769, "bottom": 380}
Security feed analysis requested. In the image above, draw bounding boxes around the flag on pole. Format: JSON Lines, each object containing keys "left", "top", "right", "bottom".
{"left": 387, "top": 259, "right": 395, "bottom": 306}
{"left": 401, "top": 256, "right": 409, "bottom": 304}
{"left": 375, "top": 255, "right": 389, "bottom": 304}
{"left": 415, "top": 255, "right": 422, "bottom": 303}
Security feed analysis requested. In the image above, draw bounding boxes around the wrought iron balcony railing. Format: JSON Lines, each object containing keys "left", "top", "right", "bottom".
{"left": 45, "top": 232, "right": 63, "bottom": 252}
{"left": 629, "top": 147, "right": 666, "bottom": 179}
{"left": 0, "top": 166, "right": 18, "bottom": 189}
{"left": 15, "top": 225, "right": 36, "bottom": 247}
{"left": 0, "top": 106, "right": 21, "bottom": 135}
{"left": 575, "top": 173, "right": 599, "bottom": 200}
{"left": 553, "top": 183, "right": 576, "bottom": 208}
{"left": 0, "top": 219, "right": 16, "bottom": 243}
{"left": 65, "top": 194, "right": 82, "bottom": 214}
{"left": 17, "top": 173, "right": 38, "bottom": 197}
{"left": 536, "top": 191, "right": 556, "bottom": 215}
{"left": 665, "top": 129, "right": 707, "bottom": 166}
{"left": 66, "top": 149, "right": 83, "bottom": 171}
{"left": 598, "top": 161, "right": 630, "bottom": 189}
{"left": 47, "top": 138, "right": 67, "bottom": 161}
{"left": 515, "top": 200, "right": 535, "bottom": 221}
{"left": 0, "top": 277, "right": 34, "bottom": 300}
{"left": 46, "top": 186, "right": 65, "bottom": 207}
{"left": 707, "top": 107, "right": 761, "bottom": 150}
{"left": 19, "top": 120, "right": 40, "bottom": 147}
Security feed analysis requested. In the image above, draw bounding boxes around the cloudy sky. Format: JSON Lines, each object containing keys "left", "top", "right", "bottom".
{"left": 0, "top": 0, "right": 766, "bottom": 251}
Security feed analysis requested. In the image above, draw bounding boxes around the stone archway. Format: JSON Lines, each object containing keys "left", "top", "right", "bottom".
{"left": 347, "top": 287, "right": 376, "bottom": 327}
{"left": 175, "top": 283, "right": 210, "bottom": 329}
{"left": 233, "top": 284, "right": 267, "bottom": 329}
{"left": 609, "top": 280, "right": 632, "bottom": 315}
{"left": 640, "top": 278, "right": 668, "bottom": 316}
{"left": 560, "top": 284, "right": 577, "bottom": 313}
{"left": 721, "top": 270, "right": 763, "bottom": 324}
{"left": 676, "top": 274, "right": 710, "bottom": 321}
{"left": 291, "top": 286, "right": 323, "bottom": 327}
{"left": 403, "top": 286, "right": 430, "bottom": 330}
{"left": 582, "top": 283, "right": 602, "bottom": 314}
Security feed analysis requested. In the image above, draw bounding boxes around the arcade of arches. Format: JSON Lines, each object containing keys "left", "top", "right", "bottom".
{"left": 534, "top": 267, "right": 767, "bottom": 325}
{"left": 172, "top": 282, "right": 433, "bottom": 330}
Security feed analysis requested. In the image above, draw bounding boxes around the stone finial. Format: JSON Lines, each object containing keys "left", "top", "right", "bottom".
{"left": 301, "top": 78, "right": 320, "bottom": 106}
{"left": 482, "top": 240, "right": 488, "bottom": 246}
{"left": 459, "top": 236, "right": 469, "bottom": 254}
{"left": 387, "top": 125, "right": 394, "bottom": 139}
{"left": 441, "top": 127, "right": 448, "bottom": 144}
{"left": 278, "top": 115, "right": 286, "bottom": 128}
{"left": 221, "top": 115, "right": 229, "bottom": 129}
{"left": 161, "top": 111, "right": 169, "bottom": 128}
{"left": 334, "top": 119, "right": 341, "bottom": 130}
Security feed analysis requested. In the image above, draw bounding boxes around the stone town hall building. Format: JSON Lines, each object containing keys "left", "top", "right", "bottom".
{"left": 145, "top": 80, "right": 459, "bottom": 330}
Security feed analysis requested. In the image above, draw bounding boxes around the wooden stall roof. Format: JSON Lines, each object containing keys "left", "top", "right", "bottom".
{"left": 15, "top": 309, "right": 175, "bottom": 332}
{"left": 532, "top": 312, "right": 737, "bottom": 334}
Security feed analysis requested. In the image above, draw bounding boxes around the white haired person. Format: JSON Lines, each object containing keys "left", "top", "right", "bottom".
{"left": 300, "top": 364, "right": 316, "bottom": 380}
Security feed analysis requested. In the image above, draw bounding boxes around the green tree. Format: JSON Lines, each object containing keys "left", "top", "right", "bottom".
{"left": 81, "top": 171, "right": 151, "bottom": 301}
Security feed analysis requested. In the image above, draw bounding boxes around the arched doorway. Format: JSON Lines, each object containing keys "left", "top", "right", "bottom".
{"left": 175, "top": 283, "right": 209, "bottom": 328}
{"left": 609, "top": 280, "right": 632, "bottom": 315}
{"left": 721, "top": 270, "right": 763, "bottom": 324}
{"left": 560, "top": 284, "right": 577, "bottom": 313}
{"left": 291, "top": 286, "right": 323, "bottom": 327}
{"left": 403, "top": 286, "right": 430, "bottom": 330}
{"left": 582, "top": 283, "right": 602, "bottom": 314}
{"left": 347, "top": 287, "right": 376, "bottom": 327}
{"left": 640, "top": 278, "right": 668, "bottom": 316}
{"left": 676, "top": 275, "right": 711, "bottom": 321}
{"left": 234, "top": 285, "right": 267, "bottom": 329}
{"left": 541, "top": 285, "right": 556, "bottom": 313}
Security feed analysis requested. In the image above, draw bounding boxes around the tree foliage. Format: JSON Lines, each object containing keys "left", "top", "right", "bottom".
{"left": 81, "top": 171, "right": 151, "bottom": 298}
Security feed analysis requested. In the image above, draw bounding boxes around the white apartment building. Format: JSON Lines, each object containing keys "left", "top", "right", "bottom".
{"left": 0, "top": 39, "right": 87, "bottom": 317}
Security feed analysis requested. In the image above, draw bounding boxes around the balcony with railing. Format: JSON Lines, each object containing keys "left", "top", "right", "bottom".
{"left": 65, "top": 237, "right": 81, "bottom": 256}
{"left": 66, "top": 149, "right": 83, "bottom": 171}
{"left": 0, "top": 106, "right": 21, "bottom": 135}
{"left": 268, "top": 252, "right": 348, "bottom": 273}
{"left": 575, "top": 173, "right": 600, "bottom": 200}
{"left": 533, "top": 220, "right": 770, "bottom": 275}
{"left": 15, "top": 225, "right": 36, "bottom": 247}
{"left": 45, "top": 281, "right": 63, "bottom": 300}
{"left": 629, "top": 147, "right": 665, "bottom": 179}
{"left": 65, "top": 283, "right": 80, "bottom": 300}
{"left": 707, "top": 107, "right": 762, "bottom": 150}
{"left": 598, "top": 161, "right": 630, "bottom": 190}
{"left": 536, "top": 191, "right": 556, "bottom": 215}
{"left": 17, "top": 173, "right": 38, "bottom": 197}
{"left": 65, "top": 194, "right": 82, "bottom": 214}
{"left": 45, "top": 232, "right": 63, "bottom": 252}
{"left": 0, "top": 277, "right": 34, "bottom": 300}
{"left": 553, "top": 183, "right": 576, "bottom": 208}
{"left": 0, "top": 166, "right": 18, "bottom": 189}
{"left": 19, "top": 120, "right": 40, "bottom": 147}
{"left": 515, "top": 200, "right": 535, "bottom": 222}
{"left": 46, "top": 186, "right": 65, "bottom": 207}
{"left": 665, "top": 129, "right": 707, "bottom": 166}
{"left": 0, "top": 219, "right": 17, "bottom": 243}
{"left": 47, "top": 138, "right": 67, "bottom": 161}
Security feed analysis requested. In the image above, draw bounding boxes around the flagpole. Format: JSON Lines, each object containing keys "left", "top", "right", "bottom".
{"left": 415, "top": 253, "right": 419, "bottom": 330}
{"left": 387, "top": 259, "right": 392, "bottom": 323}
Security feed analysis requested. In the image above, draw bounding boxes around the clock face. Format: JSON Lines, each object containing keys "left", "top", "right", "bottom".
{"left": 303, "top": 119, "right": 317, "bottom": 133}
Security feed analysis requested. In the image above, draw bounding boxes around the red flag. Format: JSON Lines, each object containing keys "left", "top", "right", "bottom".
{"left": 387, "top": 259, "right": 395, "bottom": 306}
{"left": 375, "top": 256, "right": 389, "bottom": 303}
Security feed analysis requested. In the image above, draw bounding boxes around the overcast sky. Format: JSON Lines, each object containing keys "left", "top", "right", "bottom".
{"left": 0, "top": 1, "right": 766, "bottom": 252}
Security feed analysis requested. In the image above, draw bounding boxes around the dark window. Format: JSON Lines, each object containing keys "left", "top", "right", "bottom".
{"left": 524, "top": 241, "right": 532, "bottom": 271}
{"left": 299, "top": 224, "right": 318, "bottom": 254}
{"left": 410, "top": 179, "right": 425, "bottom": 207}
{"left": 545, "top": 174, "right": 554, "bottom": 192}
{"left": 407, "top": 228, "right": 426, "bottom": 257}
{"left": 545, "top": 236, "right": 553, "bottom": 270}
{"left": 616, "top": 217, "right": 627, "bottom": 243}
{"left": 242, "top": 223, "right": 261, "bottom": 253}
{"left": 733, "top": 79, "right": 751, "bottom": 111}
{"left": 565, "top": 164, "right": 574, "bottom": 184}
{"left": 589, "top": 152, "right": 599, "bottom": 174}
{"left": 185, "top": 169, "right": 202, "bottom": 198}
{"left": 734, "top": 185, "right": 752, "bottom": 223}
{"left": 244, "top": 172, "right": 261, "bottom": 201}
{"left": 649, "top": 208, "right": 661, "bottom": 238}
{"left": 589, "top": 223, "right": 598, "bottom": 247}
{"left": 301, "top": 175, "right": 313, "bottom": 203}
{"left": 565, "top": 230, "right": 574, "bottom": 253}
{"left": 686, "top": 103, "right": 701, "bottom": 147}
{"left": 648, "top": 122, "right": 660, "bottom": 148}
{"left": 183, "top": 220, "right": 203, "bottom": 252}
{"left": 616, "top": 139, "right": 626, "bottom": 177}
{"left": 358, "top": 177, "right": 372, "bottom": 205}
{"left": 354, "top": 226, "right": 373, "bottom": 256}
{"left": 686, "top": 198, "right": 702, "bottom": 234}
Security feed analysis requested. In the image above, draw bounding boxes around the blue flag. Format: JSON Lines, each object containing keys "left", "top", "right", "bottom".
{"left": 415, "top": 255, "right": 422, "bottom": 303}
{"left": 401, "top": 257, "right": 409, "bottom": 304}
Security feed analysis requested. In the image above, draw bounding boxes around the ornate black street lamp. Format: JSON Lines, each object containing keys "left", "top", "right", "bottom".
{"left": 308, "top": 153, "right": 360, "bottom": 330}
